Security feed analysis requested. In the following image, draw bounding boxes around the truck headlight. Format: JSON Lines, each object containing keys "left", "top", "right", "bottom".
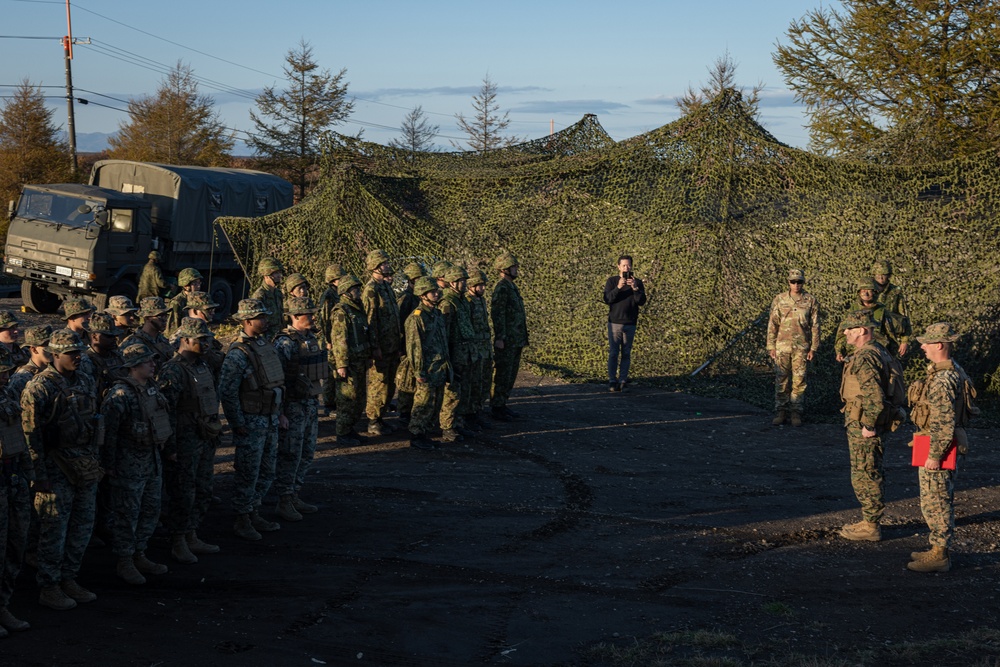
{"left": 72, "top": 269, "right": 92, "bottom": 280}
{"left": 6, "top": 257, "right": 22, "bottom": 267}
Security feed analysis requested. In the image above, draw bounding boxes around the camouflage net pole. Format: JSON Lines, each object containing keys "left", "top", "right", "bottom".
{"left": 219, "top": 93, "right": 1000, "bottom": 420}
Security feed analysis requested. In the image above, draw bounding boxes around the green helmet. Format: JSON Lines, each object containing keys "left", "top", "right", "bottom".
{"left": 148, "top": 250, "right": 161, "bottom": 261}
{"left": 338, "top": 275, "right": 362, "bottom": 295}
{"left": 285, "top": 273, "right": 309, "bottom": 293}
{"left": 366, "top": 249, "right": 390, "bottom": 273}
{"left": 403, "top": 262, "right": 425, "bottom": 281}
{"left": 324, "top": 263, "right": 347, "bottom": 284}
{"left": 431, "top": 261, "right": 453, "bottom": 279}
{"left": 444, "top": 266, "right": 469, "bottom": 283}
{"left": 413, "top": 277, "right": 438, "bottom": 297}
{"left": 494, "top": 252, "right": 518, "bottom": 272}
{"left": 856, "top": 276, "right": 876, "bottom": 292}
{"left": 177, "top": 267, "right": 203, "bottom": 288}
{"left": 871, "top": 259, "right": 892, "bottom": 276}
{"left": 258, "top": 256, "right": 283, "bottom": 276}
{"left": 467, "top": 269, "right": 487, "bottom": 287}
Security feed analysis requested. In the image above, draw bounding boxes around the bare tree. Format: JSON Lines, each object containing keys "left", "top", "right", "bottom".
{"left": 389, "top": 105, "right": 439, "bottom": 154}
{"left": 452, "top": 74, "right": 521, "bottom": 151}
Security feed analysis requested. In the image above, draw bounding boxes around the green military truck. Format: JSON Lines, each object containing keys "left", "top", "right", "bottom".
{"left": 4, "top": 160, "right": 293, "bottom": 314}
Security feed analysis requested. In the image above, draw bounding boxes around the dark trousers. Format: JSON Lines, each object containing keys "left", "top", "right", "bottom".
{"left": 607, "top": 323, "right": 636, "bottom": 383}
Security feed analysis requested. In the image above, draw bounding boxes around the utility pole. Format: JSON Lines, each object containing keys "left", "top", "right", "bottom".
{"left": 63, "top": 0, "right": 77, "bottom": 178}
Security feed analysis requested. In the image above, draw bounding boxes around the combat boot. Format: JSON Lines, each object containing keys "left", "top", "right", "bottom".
{"left": 366, "top": 419, "right": 384, "bottom": 437}
{"left": 771, "top": 410, "right": 787, "bottom": 426}
{"left": 839, "top": 520, "right": 881, "bottom": 542}
{"left": 134, "top": 551, "right": 168, "bottom": 575}
{"left": 910, "top": 545, "right": 936, "bottom": 560}
{"left": 233, "top": 514, "right": 262, "bottom": 541}
{"left": 38, "top": 586, "right": 76, "bottom": 611}
{"left": 186, "top": 531, "right": 220, "bottom": 554}
{"left": 907, "top": 546, "right": 950, "bottom": 573}
{"left": 277, "top": 495, "right": 303, "bottom": 522}
{"left": 170, "top": 534, "right": 198, "bottom": 564}
{"left": 116, "top": 556, "right": 146, "bottom": 585}
{"left": 336, "top": 434, "right": 360, "bottom": 447}
{"left": 0, "top": 606, "right": 30, "bottom": 631}
{"left": 409, "top": 435, "right": 435, "bottom": 451}
{"left": 292, "top": 494, "right": 318, "bottom": 514}
{"left": 250, "top": 511, "right": 280, "bottom": 533}
{"left": 441, "top": 428, "right": 464, "bottom": 443}
{"left": 60, "top": 579, "right": 97, "bottom": 603}
{"left": 790, "top": 411, "right": 803, "bottom": 427}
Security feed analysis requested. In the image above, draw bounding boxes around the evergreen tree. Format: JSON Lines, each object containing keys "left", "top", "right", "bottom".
{"left": 389, "top": 105, "right": 440, "bottom": 154}
{"left": 453, "top": 74, "right": 521, "bottom": 151}
{"left": 677, "top": 52, "right": 763, "bottom": 120}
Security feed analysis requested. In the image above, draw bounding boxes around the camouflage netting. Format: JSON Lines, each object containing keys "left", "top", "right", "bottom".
{"left": 218, "top": 91, "right": 1000, "bottom": 420}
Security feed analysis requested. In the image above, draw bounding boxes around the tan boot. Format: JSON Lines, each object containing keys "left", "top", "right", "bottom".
{"left": 134, "top": 551, "right": 168, "bottom": 575}
{"left": 0, "top": 607, "right": 30, "bottom": 631}
{"left": 910, "top": 546, "right": 936, "bottom": 561}
{"left": 907, "top": 546, "right": 950, "bottom": 573}
{"left": 39, "top": 586, "right": 76, "bottom": 611}
{"left": 250, "top": 511, "right": 280, "bottom": 533}
{"left": 60, "top": 579, "right": 97, "bottom": 603}
{"left": 170, "top": 534, "right": 198, "bottom": 564}
{"left": 186, "top": 531, "right": 220, "bottom": 554}
{"left": 771, "top": 410, "right": 787, "bottom": 426}
{"left": 292, "top": 494, "right": 318, "bottom": 514}
{"left": 790, "top": 411, "right": 803, "bottom": 427}
{"left": 233, "top": 514, "right": 262, "bottom": 541}
{"left": 116, "top": 556, "right": 146, "bottom": 585}
{"left": 839, "top": 520, "right": 881, "bottom": 542}
{"left": 277, "top": 494, "right": 303, "bottom": 522}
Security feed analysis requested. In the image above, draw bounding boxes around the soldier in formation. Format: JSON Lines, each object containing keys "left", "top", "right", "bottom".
{"left": 0, "top": 311, "right": 26, "bottom": 370}
{"left": 766, "top": 269, "right": 821, "bottom": 427}
{"left": 835, "top": 277, "right": 910, "bottom": 360}
{"left": 404, "top": 277, "right": 450, "bottom": 450}
{"left": 438, "top": 266, "right": 475, "bottom": 442}
{"left": 0, "top": 349, "right": 32, "bottom": 633}
{"left": 465, "top": 269, "right": 493, "bottom": 429}
{"left": 490, "top": 253, "right": 527, "bottom": 422}
{"left": 252, "top": 257, "right": 285, "bottom": 337}
{"left": 395, "top": 262, "right": 426, "bottom": 424}
{"left": 285, "top": 273, "right": 311, "bottom": 300}
{"left": 318, "top": 263, "right": 347, "bottom": 416}
{"left": 121, "top": 298, "right": 174, "bottom": 371}
{"left": 362, "top": 250, "right": 401, "bottom": 436}
{"left": 329, "top": 276, "right": 373, "bottom": 446}
{"left": 166, "top": 268, "right": 204, "bottom": 332}
{"left": 106, "top": 296, "right": 139, "bottom": 342}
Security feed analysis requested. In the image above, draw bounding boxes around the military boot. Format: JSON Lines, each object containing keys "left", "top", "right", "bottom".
{"left": 170, "top": 534, "right": 198, "bottom": 564}
{"left": 134, "top": 551, "right": 168, "bottom": 575}
{"left": 441, "top": 428, "right": 464, "bottom": 443}
{"left": 38, "top": 586, "right": 76, "bottom": 611}
{"left": 907, "top": 546, "right": 950, "bottom": 573}
{"left": 336, "top": 434, "right": 360, "bottom": 447}
{"left": 910, "top": 545, "right": 936, "bottom": 560}
{"left": 790, "top": 411, "right": 803, "bottom": 427}
{"left": 366, "top": 419, "right": 384, "bottom": 437}
{"left": 116, "top": 556, "right": 146, "bottom": 585}
{"left": 839, "top": 520, "right": 881, "bottom": 542}
{"left": 250, "top": 511, "right": 280, "bottom": 533}
{"left": 186, "top": 531, "right": 221, "bottom": 554}
{"left": 771, "top": 410, "right": 787, "bottom": 426}
{"left": 0, "top": 606, "right": 30, "bottom": 631}
{"left": 277, "top": 495, "right": 303, "bottom": 522}
{"left": 409, "top": 435, "right": 435, "bottom": 451}
{"left": 60, "top": 579, "right": 97, "bottom": 603}
{"left": 292, "top": 494, "right": 318, "bottom": 514}
{"left": 234, "top": 514, "right": 262, "bottom": 541}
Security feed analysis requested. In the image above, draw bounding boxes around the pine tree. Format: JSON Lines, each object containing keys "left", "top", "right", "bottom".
{"left": 453, "top": 74, "right": 521, "bottom": 151}
{"left": 389, "top": 105, "right": 440, "bottom": 155}
{"left": 677, "top": 52, "right": 763, "bottom": 120}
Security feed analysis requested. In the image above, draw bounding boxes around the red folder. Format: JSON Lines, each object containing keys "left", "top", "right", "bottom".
{"left": 911, "top": 434, "right": 957, "bottom": 470}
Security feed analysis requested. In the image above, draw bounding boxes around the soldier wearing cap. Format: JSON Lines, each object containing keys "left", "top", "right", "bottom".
{"left": 158, "top": 318, "right": 223, "bottom": 562}
{"left": 165, "top": 268, "right": 204, "bottom": 333}
{"left": 405, "top": 277, "right": 450, "bottom": 450}
{"left": 101, "top": 343, "right": 171, "bottom": 586}
{"left": 465, "top": 269, "right": 493, "bottom": 428}
{"left": 62, "top": 298, "right": 95, "bottom": 337}
{"left": 273, "top": 297, "right": 327, "bottom": 519}
{"left": 81, "top": 312, "right": 126, "bottom": 401}
{"left": 766, "top": 269, "right": 820, "bottom": 427}
{"left": 137, "top": 250, "right": 168, "bottom": 301}
{"left": 906, "top": 323, "right": 976, "bottom": 573}
{"left": 0, "top": 311, "right": 26, "bottom": 370}
{"left": 0, "top": 348, "right": 33, "bottom": 633}
{"left": 490, "top": 252, "right": 527, "bottom": 421}
{"left": 219, "top": 299, "right": 287, "bottom": 541}
{"left": 120, "top": 297, "right": 174, "bottom": 374}
{"left": 7, "top": 325, "right": 52, "bottom": 398}
{"left": 394, "top": 262, "right": 427, "bottom": 423}
{"left": 361, "top": 250, "right": 400, "bottom": 436}
{"left": 835, "top": 276, "right": 911, "bottom": 360}
{"left": 872, "top": 259, "right": 908, "bottom": 323}
{"left": 317, "top": 263, "right": 347, "bottom": 414}
{"left": 329, "top": 276, "right": 374, "bottom": 446}
{"left": 285, "top": 273, "right": 311, "bottom": 300}
{"left": 174, "top": 292, "right": 224, "bottom": 381}
{"left": 837, "top": 310, "right": 893, "bottom": 543}
{"left": 105, "top": 296, "right": 139, "bottom": 342}
{"left": 252, "top": 257, "right": 284, "bottom": 336}
{"left": 437, "top": 265, "right": 476, "bottom": 442}
{"left": 21, "top": 329, "right": 101, "bottom": 610}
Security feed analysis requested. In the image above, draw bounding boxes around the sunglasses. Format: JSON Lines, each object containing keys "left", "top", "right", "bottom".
{"left": 789, "top": 280, "right": 804, "bottom": 285}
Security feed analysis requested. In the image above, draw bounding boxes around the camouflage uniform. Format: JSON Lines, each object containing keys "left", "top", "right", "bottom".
{"left": 329, "top": 278, "right": 374, "bottom": 438}
{"left": 406, "top": 279, "right": 451, "bottom": 438}
{"left": 120, "top": 298, "right": 174, "bottom": 374}
{"left": 766, "top": 270, "right": 820, "bottom": 414}
{"left": 21, "top": 332, "right": 100, "bottom": 590}
{"left": 252, "top": 257, "right": 285, "bottom": 337}
{"left": 872, "top": 259, "right": 909, "bottom": 320}
{"left": 0, "top": 353, "right": 32, "bottom": 613}
{"left": 8, "top": 324, "right": 52, "bottom": 398}
{"left": 395, "top": 263, "right": 425, "bottom": 421}
{"left": 166, "top": 268, "right": 203, "bottom": 333}
{"left": 466, "top": 271, "right": 493, "bottom": 414}
{"left": 106, "top": 295, "right": 139, "bottom": 342}
{"left": 137, "top": 253, "right": 169, "bottom": 301}
{"left": 83, "top": 313, "right": 127, "bottom": 401}
{"left": 438, "top": 267, "right": 475, "bottom": 431}
{"left": 0, "top": 310, "right": 28, "bottom": 371}
{"left": 317, "top": 264, "right": 347, "bottom": 413}
{"left": 362, "top": 251, "right": 402, "bottom": 428}
{"left": 490, "top": 254, "right": 527, "bottom": 412}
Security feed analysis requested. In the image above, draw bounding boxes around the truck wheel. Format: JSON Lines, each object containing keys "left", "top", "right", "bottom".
{"left": 21, "top": 281, "right": 60, "bottom": 314}
{"left": 209, "top": 277, "right": 233, "bottom": 320}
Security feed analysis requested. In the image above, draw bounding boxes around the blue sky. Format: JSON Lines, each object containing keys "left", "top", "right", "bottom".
{"left": 1, "top": 0, "right": 836, "bottom": 153}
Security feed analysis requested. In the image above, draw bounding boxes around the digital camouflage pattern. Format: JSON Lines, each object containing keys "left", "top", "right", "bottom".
{"left": 274, "top": 328, "right": 322, "bottom": 494}
{"left": 119, "top": 327, "right": 173, "bottom": 375}
{"left": 252, "top": 283, "right": 284, "bottom": 336}
{"left": 840, "top": 341, "right": 890, "bottom": 523}
{"left": 0, "top": 380, "right": 31, "bottom": 608}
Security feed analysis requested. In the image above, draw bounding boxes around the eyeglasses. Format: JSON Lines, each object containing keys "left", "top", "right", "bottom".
{"left": 789, "top": 280, "right": 804, "bottom": 285}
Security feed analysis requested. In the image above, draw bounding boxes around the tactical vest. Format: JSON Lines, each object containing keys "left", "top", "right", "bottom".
{"left": 120, "top": 377, "right": 173, "bottom": 448}
{"left": 839, "top": 345, "right": 886, "bottom": 425}
{"left": 339, "top": 300, "right": 372, "bottom": 364}
{"left": 87, "top": 349, "right": 127, "bottom": 399}
{"left": 908, "top": 359, "right": 977, "bottom": 453}
{"left": 232, "top": 336, "right": 285, "bottom": 415}
{"left": 3, "top": 344, "right": 28, "bottom": 370}
{"left": 169, "top": 357, "right": 220, "bottom": 419}
{"left": 279, "top": 329, "right": 328, "bottom": 400}
{"left": 0, "top": 396, "right": 26, "bottom": 458}
{"left": 46, "top": 370, "right": 97, "bottom": 448}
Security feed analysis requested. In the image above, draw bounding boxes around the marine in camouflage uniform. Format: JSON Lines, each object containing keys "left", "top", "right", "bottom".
{"left": 21, "top": 329, "right": 101, "bottom": 610}
{"left": 106, "top": 295, "right": 139, "bottom": 343}
{"left": 101, "top": 343, "right": 171, "bottom": 585}
{"left": 438, "top": 266, "right": 476, "bottom": 441}
{"left": 766, "top": 269, "right": 820, "bottom": 426}
{"left": 158, "top": 318, "right": 223, "bottom": 563}
{"left": 62, "top": 298, "right": 94, "bottom": 339}
{"left": 837, "top": 311, "right": 893, "bottom": 542}
{"left": 120, "top": 298, "right": 174, "bottom": 375}
{"left": 906, "top": 323, "right": 975, "bottom": 573}
{"left": 273, "top": 297, "right": 326, "bottom": 520}
{"left": 317, "top": 264, "right": 347, "bottom": 414}
{"left": 137, "top": 251, "right": 169, "bottom": 301}
{"left": 165, "top": 267, "right": 204, "bottom": 334}
{"left": 490, "top": 253, "right": 527, "bottom": 421}
{"left": 329, "top": 276, "right": 374, "bottom": 445}
{"left": 251, "top": 257, "right": 284, "bottom": 337}
{"left": 0, "top": 311, "right": 28, "bottom": 372}
{"left": 835, "top": 277, "right": 911, "bottom": 360}
{"left": 7, "top": 325, "right": 52, "bottom": 399}
{"left": 395, "top": 262, "right": 426, "bottom": 423}
{"left": 0, "top": 350, "right": 33, "bottom": 633}
{"left": 168, "top": 292, "right": 225, "bottom": 381}
{"left": 219, "top": 299, "right": 286, "bottom": 541}
{"left": 406, "top": 277, "right": 451, "bottom": 450}
{"left": 362, "top": 250, "right": 402, "bottom": 435}
{"left": 466, "top": 269, "right": 493, "bottom": 426}
{"left": 82, "top": 312, "right": 127, "bottom": 401}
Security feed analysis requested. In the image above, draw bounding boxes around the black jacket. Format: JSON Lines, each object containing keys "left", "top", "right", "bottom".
{"left": 603, "top": 275, "right": 646, "bottom": 325}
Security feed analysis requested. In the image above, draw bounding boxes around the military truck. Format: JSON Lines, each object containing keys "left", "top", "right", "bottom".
{"left": 4, "top": 160, "right": 293, "bottom": 314}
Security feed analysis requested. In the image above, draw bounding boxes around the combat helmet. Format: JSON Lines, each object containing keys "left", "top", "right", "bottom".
{"left": 324, "top": 263, "right": 347, "bottom": 284}
{"left": 494, "top": 252, "right": 518, "bottom": 272}
{"left": 444, "top": 266, "right": 468, "bottom": 283}
{"left": 431, "top": 261, "right": 453, "bottom": 280}
{"left": 413, "top": 277, "right": 438, "bottom": 297}
{"left": 403, "top": 262, "right": 425, "bottom": 281}
{"left": 871, "top": 260, "right": 892, "bottom": 277}
{"left": 366, "top": 249, "right": 390, "bottom": 273}
{"left": 338, "top": 275, "right": 362, "bottom": 296}
{"left": 177, "top": 268, "right": 203, "bottom": 288}
{"left": 285, "top": 273, "right": 309, "bottom": 293}
{"left": 258, "top": 257, "right": 284, "bottom": 277}
{"left": 467, "top": 269, "right": 487, "bottom": 287}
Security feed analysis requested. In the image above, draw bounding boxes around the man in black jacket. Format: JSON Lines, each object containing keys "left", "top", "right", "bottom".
{"left": 603, "top": 255, "right": 647, "bottom": 392}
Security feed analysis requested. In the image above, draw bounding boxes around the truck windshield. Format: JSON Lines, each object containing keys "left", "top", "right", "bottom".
{"left": 16, "top": 191, "right": 100, "bottom": 228}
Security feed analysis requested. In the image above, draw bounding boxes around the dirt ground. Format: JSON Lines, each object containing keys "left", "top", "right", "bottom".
{"left": 4, "top": 299, "right": 1000, "bottom": 666}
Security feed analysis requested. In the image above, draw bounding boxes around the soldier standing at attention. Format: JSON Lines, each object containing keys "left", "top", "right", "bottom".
{"left": 120, "top": 298, "right": 174, "bottom": 373}
{"left": 0, "top": 312, "right": 26, "bottom": 370}
{"left": 438, "top": 266, "right": 476, "bottom": 442}
{"left": 872, "top": 260, "right": 908, "bottom": 323}
{"left": 273, "top": 297, "right": 326, "bottom": 520}
{"left": 158, "top": 318, "right": 223, "bottom": 562}
{"left": 906, "top": 323, "right": 975, "bottom": 573}
{"left": 405, "top": 277, "right": 450, "bottom": 451}
{"left": 490, "top": 253, "right": 527, "bottom": 422}
{"left": 361, "top": 250, "right": 399, "bottom": 436}
{"left": 219, "top": 299, "right": 287, "bottom": 541}
{"left": 81, "top": 312, "right": 127, "bottom": 400}
{"left": 466, "top": 269, "right": 493, "bottom": 429}
{"left": 105, "top": 296, "right": 139, "bottom": 342}
{"left": 137, "top": 251, "right": 168, "bottom": 301}
{"left": 766, "top": 269, "right": 820, "bottom": 427}
{"left": 838, "top": 310, "right": 892, "bottom": 543}
{"left": 21, "top": 330, "right": 101, "bottom": 610}
{"left": 102, "top": 343, "right": 172, "bottom": 585}
{"left": 252, "top": 257, "right": 285, "bottom": 337}
{"left": 177, "top": 292, "right": 225, "bottom": 381}
{"left": 394, "top": 262, "right": 426, "bottom": 425}
{"left": 317, "top": 264, "right": 347, "bottom": 416}
{"left": 166, "top": 268, "right": 204, "bottom": 333}
{"left": 285, "top": 273, "right": 311, "bottom": 300}
{"left": 330, "top": 276, "right": 374, "bottom": 446}
{"left": 835, "top": 277, "right": 910, "bottom": 360}
{"left": 7, "top": 326, "right": 52, "bottom": 398}
{"left": 62, "top": 298, "right": 94, "bottom": 338}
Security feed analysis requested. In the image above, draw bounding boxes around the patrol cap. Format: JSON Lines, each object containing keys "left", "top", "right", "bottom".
{"left": 467, "top": 269, "right": 487, "bottom": 287}
{"left": 233, "top": 298, "right": 271, "bottom": 321}
{"left": 841, "top": 310, "right": 876, "bottom": 331}
{"left": 871, "top": 260, "right": 892, "bottom": 276}
{"left": 88, "top": 312, "right": 123, "bottom": 337}
{"left": 916, "top": 322, "right": 960, "bottom": 345}
{"left": 0, "top": 310, "right": 19, "bottom": 330}
{"left": 366, "top": 249, "right": 390, "bottom": 272}
{"left": 285, "top": 296, "right": 317, "bottom": 316}
{"left": 431, "top": 261, "right": 453, "bottom": 279}
{"left": 413, "top": 277, "right": 438, "bottom": 297}
{"left": 138, "top": 297, "right": 169, "bottom": 318}
{"left": 177, "top": 267, "right": 203, "bottom": 287}
{"left": 22, "top": 324, "right": 52, "bottom": 348}
{"left": 186, "top": 291, "right": 219, "bottom": 312}
{"left": 105, "top": 295, "right": 138, "bottom": 316}
{"left": 175, "top": 317, "right": 215, "bottom": 340}
{"left": 62, "top": 298, "right": 95, "bottom": 320}
{"left": 121, "top": 342, "right": 158, "bottom": 368}
{"left": 46, "top": 328, "right": 88, "bottom": 355}
{"left": 856, "top": 276, "right": 876, "bottom": 292}
{"left": 324, "top": 263, "right": 347, "bottom": 284}
{"left": 0, "top": 348, "right": 15, "bottom": 373}
{"left": 285, "top": 273, "right": 309, "bottom": 293}
{"left": 148, "top": 250, "right": 161, "bottom": 261}
{"left": 258, "top": 256, "right": 283, "bottom": 276}
{"left": 444, "top": 266, "right": 468, "bottom": 282}
{"left": 338, "top": 275, "right": 362, "bottom": 296}
{"left": 494, "top": 252, "right": 518, "bottom": 272}
{"left": 788, "top": 269, "right": 805, "bottom": 282}
{"left": 403, "top": 262, "right": 425, "bottom": 281}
